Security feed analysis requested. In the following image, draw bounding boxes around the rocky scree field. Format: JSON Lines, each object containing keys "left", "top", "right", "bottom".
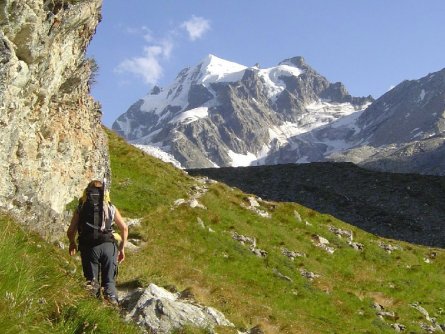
{"left": 188, "top": 163, "right": 445, "bottom": 248}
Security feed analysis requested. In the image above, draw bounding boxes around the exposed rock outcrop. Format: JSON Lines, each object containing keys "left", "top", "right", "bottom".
{"left": 0, "top": 0, "right": 107, "bottom": 239}
{"left": 121, "top": 283, "right": 235, "bottom": 333}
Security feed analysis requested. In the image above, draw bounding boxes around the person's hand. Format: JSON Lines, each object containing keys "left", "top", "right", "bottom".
{"left": 118, "top": 249, "right": 125, "bottom": 264}
{"left": 69, "top": 242, "right": 77, "bottom": 256}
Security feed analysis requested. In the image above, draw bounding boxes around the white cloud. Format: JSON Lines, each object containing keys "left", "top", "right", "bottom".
{"left": 115, "top": 39, "right": 173, "bottom": 85}
{"left": 181, "top": 16, "right": 211, "bottom": 41}
{"left": 116, "top": 16, "right": 211, "bottom": 85}
{"left": 124, "top": 25, "right": 154, "bottom": 42}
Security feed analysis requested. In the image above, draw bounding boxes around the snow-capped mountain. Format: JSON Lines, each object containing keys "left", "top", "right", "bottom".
{"left": 267, "top": 68, "right": 445, "bottom": 175}
{"left": 113, "top": 54, "right": 372, "bottom": 168}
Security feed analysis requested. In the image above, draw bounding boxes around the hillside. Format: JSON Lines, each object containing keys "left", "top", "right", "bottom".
{"left": 0, "top": 214, "right": 140, "bottom": 334}
{"left": 188, "top": 163, "right": 445, "bottom": 247}
{"left": 107, "top": 130, "right": 445, "bottom": 333}
{"left": 2, "top": 130, "right": 445, "bottom": 333}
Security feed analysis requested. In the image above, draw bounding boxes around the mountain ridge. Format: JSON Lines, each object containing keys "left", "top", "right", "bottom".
{"left": 113, "top": 54, "right": 372, "bottom": 168}
{"left": 114, "top": 55, "right": 445, "bottom": 175}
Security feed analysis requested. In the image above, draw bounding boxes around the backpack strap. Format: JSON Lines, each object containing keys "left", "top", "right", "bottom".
{"left": 108, "top": 203, "right": 116, "bottom": 224}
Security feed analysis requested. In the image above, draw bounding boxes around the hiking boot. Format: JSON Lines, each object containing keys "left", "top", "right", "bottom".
{"left": 85, "top": 280, "right": 100, "bottom": 298}
{"left": 104, "top": 294, "right": 119, "bottom": 306}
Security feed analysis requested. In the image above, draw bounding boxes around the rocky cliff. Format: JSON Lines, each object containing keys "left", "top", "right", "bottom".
{"left": 0, "top": 0, "right": 108, "bottom": 239}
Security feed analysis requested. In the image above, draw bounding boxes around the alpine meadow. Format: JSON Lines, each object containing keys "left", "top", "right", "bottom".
{"left": 3, "top": 130, "right": 445, "bottom": 333}
{"left": 1, "top": 0, "right": 445, "bottom": 333}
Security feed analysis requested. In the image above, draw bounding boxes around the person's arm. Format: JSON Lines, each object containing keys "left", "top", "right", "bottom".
{"left": 114, "top": 208, "right": 128, "bottom": 263}
{"left": 67, "top": 211, "right": 79, "bottom": 256}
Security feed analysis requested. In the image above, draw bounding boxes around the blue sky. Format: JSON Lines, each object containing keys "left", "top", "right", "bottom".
{"left": 87, "top": 0, "right": 445, "bottom": 127}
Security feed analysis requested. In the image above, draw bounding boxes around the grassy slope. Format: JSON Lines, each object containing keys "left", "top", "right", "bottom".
{"left": 0, "top": 213, "right": 140, "bottom": 334}
{"left": 1, "top": 129, "right": 443, "bottom": 334}
{"left": 108, "top": 130, "right": 445, "bottom": 333}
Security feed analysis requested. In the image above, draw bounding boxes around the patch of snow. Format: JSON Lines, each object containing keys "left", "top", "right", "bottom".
{"left": 258, "top": 65, "right": 303, "bottom": 99}
{"left": 199, "top": 54, "right": 247, "bottom": 84}
{"left": 419, "top": 89, "right": 426, "bottom": 101}
{"left": 306, "top": 101, "right": 364, "bottom": 121}
{"left": 206, "top": 158, "right": 220, "bottom": 168}
{"left": 322, "top": 139, "right": 353, "bottom": 153}
{"left": 134, "top": 55, "right": 247, "bottom": 127}
{"left": 257, "top": 144, "right": 271, "bottom": 159}
{"left": 328, "top": 108, "right": 366, "bottom": 134}
{"left": 410, "top": 128, "right": 424, "bottom": 139}
{"left": 134, "top": 144, "right": 183, "bottom": 169}
{"left": 156, "top": 110, "right": 172, "bottom": 125}
{"left": 269, "top": 102, "right": 368, "bottom": 147}
{"left": 140, "top": 89, "right": 186, "bottom": 116}
{"left": 279, "top": 103, "right": 371, "bottom": 159}
{"left": 227, "top": 150, "right": 257, "bottom": 167}
{"left": 169, "top": 107, "right": 209, "bottom": 125}
{"left": 268, "top": 123, "right": 302, "bottom": 145}
{"left": 131, "top": 128, "right": 163, "bottom": 145}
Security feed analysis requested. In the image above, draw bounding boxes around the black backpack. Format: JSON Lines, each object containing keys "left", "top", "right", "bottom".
{"left": 77, "top": 185, "right": 113, "bottom": 246}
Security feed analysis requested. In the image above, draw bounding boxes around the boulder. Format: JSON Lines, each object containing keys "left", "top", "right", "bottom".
{"left": 122, "top": 283, "right": 234, "bottom": 333}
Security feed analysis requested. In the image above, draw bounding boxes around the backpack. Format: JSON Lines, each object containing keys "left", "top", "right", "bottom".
{"left": 77, "top": 184, "right": 115, "bottom": 247}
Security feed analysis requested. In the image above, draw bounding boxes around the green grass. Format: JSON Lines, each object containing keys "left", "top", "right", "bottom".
{"left": 2, "top": 129, "right": 445, "bottom": 333}
{"left": 0, "top": 213, "right": 141, "bottom": 334}
{"left": 106, "top": 130, "right": 445, "bottom": 333}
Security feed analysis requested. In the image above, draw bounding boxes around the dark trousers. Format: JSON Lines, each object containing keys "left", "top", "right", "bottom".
{"left": 79, "top": 242, "right": 118, "bottom": 297}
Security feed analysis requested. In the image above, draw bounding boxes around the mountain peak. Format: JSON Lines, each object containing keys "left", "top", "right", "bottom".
{"left": 199, "top": 54, "right": 245, "bottom": 69}
{"left": 279, "top": 56, "right": 306, "bottom": 68}
{"left": 197, "top": 54, "right": 247, "bottom": 84}
{"left": 200, "top": 53, "right": 220, "bottom": 65}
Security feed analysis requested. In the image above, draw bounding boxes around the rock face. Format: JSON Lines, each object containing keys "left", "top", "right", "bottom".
{"left": 113, "top": 54, "right": 372, "bottom": 168}
{"left": 0, "top": 0, "right": 108, "bottom": 239}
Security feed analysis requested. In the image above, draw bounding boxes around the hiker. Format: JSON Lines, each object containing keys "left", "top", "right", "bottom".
{"left": 67, "top": 180, "right": 128, "bottom": 304}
